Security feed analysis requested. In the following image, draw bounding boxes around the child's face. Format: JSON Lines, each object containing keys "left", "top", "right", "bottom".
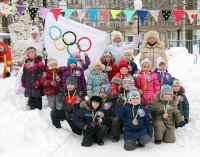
{"left": 123, "top": 81, "right": 131, "bottom": 90}
{"left": 130, "top": 97, "right": 140, "bottom": 106}
{"left": 31, "top": 33, "right": 39, "bottom": 41}
{"left": 158, "top": 62, "right": 166, "bottom": 71}
{"left": 142, "top": 63, "right": 150, "bottom": 73}
{"left": 113, "top": 37, "right": 122, "bottom": 43}
{"left": 162, "top": 93, "right": 172, "bottom": 101}
{"left": 49, "top": 62, "right": 57, "bottom": 70}
{"left": 105, "top": 55, "right": 111, "bottom": 63}
{"left": 92, "top": 101, "right": 100, "bottom": 109}
{"left": 94, "top": 65, "right": 101, "bottom": 72}
{"left": 120, "top": 67, "right": 128, "bottom": 75}
{"left": 67, "top": 84, "right": 76, "bottom": 91}
{"left": 99, "top": 92, "right": 108, "bottom": 99}
{"left": 75, "top": 56, "right": 81, "bottom": 62}
{"left": 123, "top": 52, "right": 132, "bottom": 62}
{"left": 172, "top": 85, "right": 181, "bottom": 92}
{"left": 148, "top": 37, "right": 156, "bottom": 44}
{"left": 27, "top": 51, "right": 36, "bottom": 59}
{"left": 69, "top": 63, "right": 76, "bottom": 69}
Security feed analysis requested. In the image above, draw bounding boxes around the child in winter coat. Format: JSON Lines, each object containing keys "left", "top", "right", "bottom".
{"left": 134, "top": 58, "right": 160, "bottom": 105}
{"left": 122, "top": 49, "right": 139, "bottom": 76}
{"left": 72, "top": 95, "right": 107, "bottom": 147}
{"left": 61, "top": 56, "right": 87, "bottom": 98}
{"left": 87, "top": 59, "right": 110, "bottom": 97}
{"left": 154, "top": 57, "right": 172, "bottom": 86}
{"left": 21, "top": 46, "right": 44, "bottom": 110}
{"left": 50, "top": 76, "right": 82, "bottom": 135}
{"left": 73, "top": 52, "right": 91, "bottom": 70}
{"left": 40, "top": 59, "right": 61, "bottom": 109}
{"left": 172, "top": 79, "right": 189, "bottom": 124}
{"left": 115, "top": 90, "right": 153, "bottom": 151}
{"left": 100, "top": 51, "right": 117, "bottom": 83}
{"left": 147, "top": 85, "right": 186, "bottom": 144}
{"left": 111, "top": 61, "right": 132, "bottom": 95}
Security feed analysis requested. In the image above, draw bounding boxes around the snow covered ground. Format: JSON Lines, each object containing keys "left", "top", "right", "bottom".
{"left": 0, "top": 47, "right": 200, "bottom": 157}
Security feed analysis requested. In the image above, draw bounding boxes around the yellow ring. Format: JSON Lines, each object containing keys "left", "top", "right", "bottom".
{"left": 53, "top": 36, "right": 67, "bottom": 51}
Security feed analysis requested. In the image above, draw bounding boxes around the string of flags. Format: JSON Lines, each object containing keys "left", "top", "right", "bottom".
{"left": 0, "top": 2, "right": 199, "bottom": 24}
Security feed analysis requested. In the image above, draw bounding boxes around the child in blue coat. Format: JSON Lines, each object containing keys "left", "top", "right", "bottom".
{"left": 115, "top": 90, "right": 152, "bottom": 151}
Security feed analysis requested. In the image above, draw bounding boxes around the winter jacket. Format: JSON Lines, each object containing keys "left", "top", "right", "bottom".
{"left": 111, "top": 73, "right": 132, "bottom": 95}
{"left": 115, "top": 103, "right": 153, "bottom": 141}
{"left": 147, "top": 92, "right": 184, "bottom": 130}
{"left": 103, "top": 62, "right": 117, "bottom": 83}
{"left": 61, "top": 66, "right": 86, "bottom": 97}
{"left": 21, "top": 56, "right": 44, "bottom": 97}
{"left": 134, "top": 71, "right": 160, "bottom": 105}
{"left": 154, "top": 69, "right": 173, "bottom": 86}
{"left": 174, "top": 87, "right": 189, "bottom": 120}
{"left": 87, "top": 71, "right": 110, "bottom": 97}
{"left": 140, "top": 42, "right": 168, "bottom": 69}
{"left": 77, "top": 56, "right": 91, "bottom": 70}
{"left": 40, "top": 67, "right": 61, "bottom": 96}
{"left": 127, "top": 61, "right": 138, "bottom": 76}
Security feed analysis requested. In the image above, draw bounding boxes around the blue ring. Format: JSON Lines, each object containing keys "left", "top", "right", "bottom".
{"left": 49, "top": 26, "right": 62, "bottom": 41}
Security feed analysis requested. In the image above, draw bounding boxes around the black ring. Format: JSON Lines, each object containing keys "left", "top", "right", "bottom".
{"left": 62, "top": 31, "right": 77, "bottom": 46}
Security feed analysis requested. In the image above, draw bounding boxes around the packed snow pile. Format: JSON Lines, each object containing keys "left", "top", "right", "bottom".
{"left": 0, "top": 47, "right": 200, "bottom": 157}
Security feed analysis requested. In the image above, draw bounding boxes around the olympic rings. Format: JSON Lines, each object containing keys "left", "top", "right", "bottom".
{"left": 49, "top": 26, "right": 62, "bottom": 41}
{"left": 67, "top": 42, "right": 81, "bottom": 56}
{"left": 62, "top": 31, "right": 77, "bottom": 46}
{"left": 54, "top": 36, "right": 67, "bottom": 51}
{"left": 77, "top": 37, "right": 92, "bottom": 52}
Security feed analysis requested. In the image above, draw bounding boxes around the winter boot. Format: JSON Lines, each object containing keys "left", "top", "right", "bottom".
{"left": 155, "top": 140, "right": 161, "bottom": 145}
{"left": 112, "top": 136, "right": 120, "bottom": 142}
{"left": 97, "top": 140, "right": 104, "bottom": 146}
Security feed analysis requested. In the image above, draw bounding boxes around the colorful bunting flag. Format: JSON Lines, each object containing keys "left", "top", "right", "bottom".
{"left": 28, "top": 7, "right": 38, "bottom": 21}
{"left": 149, "top": 10, "right": 160, "bottom": 22}
{"left": 51, "top": 8, "right": 62, "bottom": 21}
{"left": 173, "top": 10, "right": 184, "bottom": 24}
{"left": 40, "top": 7, "right": 49, "bottom": 20}
{"left": 64, "top": 8, "right": 75, "bottom": 21}
{"left": 100, "top": 10, "right": 110, "bottom": 23}
{"left": 185, "top": 10, "right": 198, "bottom": 24}
{"left": 16, "top": 6, "right": 26, "bottom": 15}
{"left": 110, "top": 10, "right": 121, "bottom": 19}
{"left": 8, "top": 5, "right": 14, "bottom": 11}
{"left": 123, "top": 10, "right": 135, "bottom": 23}
{"left": 88, "top": 9, "right": 99, "bottom": 24}
{"left": 76, "top": 9, "right": 87, "bottom": 22}
{"left": 162, "top": 10, "right": 172, "bottom": 22}
{"left": 137, "top": 10, "right": 148, "bottom": 24}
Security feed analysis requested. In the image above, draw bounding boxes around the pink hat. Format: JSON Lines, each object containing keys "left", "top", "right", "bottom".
{"left": 140, "top": 58, "right": 151, "bottom": 68}
{"left": 156, "top": 56, "right": 166, "bottom": 69}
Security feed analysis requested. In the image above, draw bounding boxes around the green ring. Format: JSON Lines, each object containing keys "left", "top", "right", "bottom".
{"left": 66, "top": 42, "right": 81, "bottom": 56}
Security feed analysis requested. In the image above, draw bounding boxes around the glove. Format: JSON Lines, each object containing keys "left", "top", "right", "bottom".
{"left": 34, "top": 81, "right": 40, "bottom": 89}
{"left": 133, "top": 73, "right": 139, "bottom": 78}
{"left": 178, "top": 121, "right": 186, "bottom": 127}
{"left": 184, "top": 119, "right": 189, "bottom": 124}
{"left": 22, "top": 82, "right": 25, "bottom": 88}
{"left": 50, "top": 81, "right": 57, "bottom": 86}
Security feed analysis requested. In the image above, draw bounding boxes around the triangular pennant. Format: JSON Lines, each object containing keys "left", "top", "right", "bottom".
{"left": 76, "top": 9, "right": 87, "bottom": 22}
{"left": 88, "top": 9, "right": 99, "bottom": 24}
{"left": 149, "top": 10, "right": 160, "bottom": 22}
{"left": 40, "top": 7, "right": 49, "bottom": 20}
{"left": 137, "top": 10, "right": 149, "bottom": 24}
{"left": 100, "top": 10, "right": 110, "bottom": 23}
{"left": 64, "top": 8, "right": 75, "bottom": 21}
{"left": 185, "top": 10, "right": 198, "bottom": 24}
{"left": 51, "top": 8, "right": 62, "bottom": 21}
{"left": 110, "top": 10, "right": 122, "bottom": 19}
{"left": 162, "top": 10, "right": 172, "bottom": 22}
{"left": 123, "top": 10, "right": 135, "bottom": 23}
{"left": 16, "top": 6, "right": 26, "bottom": 15}
{"left": 28, "top": 7, "right": 38, "bottom": 21}
{"left": 173, "top": 10, "right": 184, "bottom": 24}
{"left": 8, "top": 5, "right": 14, "bottom": 11}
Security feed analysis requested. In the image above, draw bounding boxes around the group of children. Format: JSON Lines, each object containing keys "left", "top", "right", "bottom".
{"left": 21, "top": 30, "right": 189, "bottom": 151}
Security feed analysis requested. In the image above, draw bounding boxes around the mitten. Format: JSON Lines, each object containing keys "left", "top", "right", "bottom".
{"left": 133, "top": 73, "right": 139, "bottom": 78}
{"left": 50, "top": 81, "right": 57, "bottom": 86}
{"left": 34, "top": 80, "right": 40, "bottom": 89}
{"left": 178, "top": 121, "right": 186, "bottom": 127}
{"left": 184, "top": 119, "right": 189, "bottom": 124}
{"left": 22, "top": 82, "right": 25, "bottom": 88}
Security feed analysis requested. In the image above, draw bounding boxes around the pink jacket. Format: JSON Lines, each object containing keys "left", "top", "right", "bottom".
{"left": 134, "top": 72, "right": 160, "bottom": 105}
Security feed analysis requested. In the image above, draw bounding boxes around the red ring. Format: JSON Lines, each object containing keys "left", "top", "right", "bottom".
{"left": 77, "top": 37, "right": 92, "bottom": 52}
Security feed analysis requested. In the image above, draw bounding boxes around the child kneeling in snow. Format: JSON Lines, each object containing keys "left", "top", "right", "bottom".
{"left": 115, "top": 90, "right": 153, "bottom": 151}
{"left": 147, "top": 85, "right": 186, "bottom": 144}
{"left": 72, "top": 95, "right": 107, "bottom": 147}
{"left": 50, "top": 77, "right": 82, "bottom": 135}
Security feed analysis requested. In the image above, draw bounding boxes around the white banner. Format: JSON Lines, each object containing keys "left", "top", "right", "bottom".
{"left": 44, "top": 13, "right": 109, "bottom": 66}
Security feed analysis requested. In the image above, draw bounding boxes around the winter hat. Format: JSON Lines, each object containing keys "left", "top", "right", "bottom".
{"left": 99, "top": 84, "right": 110, "bottom": 94}
{"left": 117, "top": 60, "right": 128, "bottom": 72}
{"left": 128, "top": 90, "right": 141, "bottom": 104}
{"left": 73, "top": 52, "right": 81, "bottom": 58}
{"left": 90, "top": 94, "right": 102, "bottom": 108}
{"left": 67, "top": 56, "right": 77, "bottom": 66}
{"left": 140, "top": 58, "right": 151, "bottom": 68}
{"left": 156, "top": 56, "right": 166, "bottom": 69}
{"left": 111, "top": 30, "right": 123, "bottom": 42}
{"left": 47, "top": 58, "right": 57, "bottom": 67}
{"left": 100, "top": 51, "right": 116, "bottom": 64}
{"left": 172, "top": 79, "right": 182, "bottom": 87}
{"left": 30, "top": 26, "right": 40, "bottom": 34}
{"left": 25, "top": 46, "right": 37, "bottom": 56}
{"left": 66, "top": 76, "right": 77, "bottom": 87}
{"left": 122, "top": 76, "right": 134, "bottom": 86}
{"left": 144, "top": 31, "right": 160, "bottom": 43}
{"left": 92, "top": 59, "right": 102, "bottom": 67}
{"left": 160, "top": 84, "right": 173, "bottom": 101}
